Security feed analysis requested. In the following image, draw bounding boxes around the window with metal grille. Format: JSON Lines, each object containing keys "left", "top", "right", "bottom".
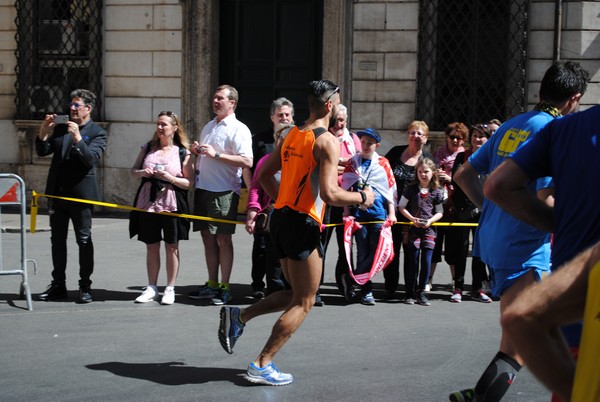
{"left": 14, "top": 0, "right": 103, "bottom": 120}
{"left": 416, "top": 0, "right": 529, "bottom": 130}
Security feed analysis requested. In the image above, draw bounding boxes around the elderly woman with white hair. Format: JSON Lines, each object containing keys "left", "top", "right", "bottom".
{"left": 320, "top": 104, "right": 362, "bottom": 301}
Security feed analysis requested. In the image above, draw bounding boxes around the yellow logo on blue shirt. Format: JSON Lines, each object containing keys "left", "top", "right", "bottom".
{"left": 497, "top": 128, "right": 531, "bottom": 157}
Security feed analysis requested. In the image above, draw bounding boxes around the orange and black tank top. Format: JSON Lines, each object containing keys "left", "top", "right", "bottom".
{"left": 274, "top": 126, "right": 327, "bottom": 225}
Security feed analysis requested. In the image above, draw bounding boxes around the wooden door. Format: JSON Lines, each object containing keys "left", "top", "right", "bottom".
{"left": 220, "top": 0, "right": 323, "bottom": 135}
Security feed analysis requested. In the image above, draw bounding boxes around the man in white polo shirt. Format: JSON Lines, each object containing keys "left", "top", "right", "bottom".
{"left": 188, "top": 84, "right": 253, "bottom": 305}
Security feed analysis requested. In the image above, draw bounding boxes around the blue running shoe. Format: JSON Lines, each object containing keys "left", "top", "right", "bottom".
{"left": 361, "top": 292, "right": 376, "bottom": 306}
{"left": 219, "top": 306, "right": 244, "bottom": 354}
{"left": 245, "top": 362, "right": 293, "bottom": 386}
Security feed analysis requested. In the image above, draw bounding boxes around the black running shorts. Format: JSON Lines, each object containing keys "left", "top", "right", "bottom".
{"left": 270, "top": 206, "right": 324, "bottom": 261}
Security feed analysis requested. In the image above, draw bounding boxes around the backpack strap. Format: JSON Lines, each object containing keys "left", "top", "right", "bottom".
{"left": 178, "top": 146, "right": 187, "bottom": 169}
{"left": 144, "top": 141, "right": 187, "bottom": 169}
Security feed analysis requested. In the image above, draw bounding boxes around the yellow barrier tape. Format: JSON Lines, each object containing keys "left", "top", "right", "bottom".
{"left": 30, "top": 192, "right": 245, "bottom": 233}
{"left": 30, "top": 191, "right": 479, "bottom": 232}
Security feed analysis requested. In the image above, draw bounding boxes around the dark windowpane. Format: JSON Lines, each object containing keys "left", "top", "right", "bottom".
{"left": 15, "top": 0, "right": 103, "bottom": 120}
{"left": 416, "top": 0, "right": 528, "bottom": 129}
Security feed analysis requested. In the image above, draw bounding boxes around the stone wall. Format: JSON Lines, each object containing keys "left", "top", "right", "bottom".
{"left": 1, "top": 1, "right": 187, "bottom": 209}
{"left": 102, "top": 0, "right": 184, "bottom": 206}
{"left": 528, "top": 1, "right": 600, "bottom": 105}
{"left": 349, "top": 1, "right": 419, "bottom": 153}
{"left": 346, "top": 0, "right": 600, "bottom": 153}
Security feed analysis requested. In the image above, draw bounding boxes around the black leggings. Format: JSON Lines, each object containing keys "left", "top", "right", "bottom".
{"left": 453, "top": 226, "right": 489, "bottom": 291}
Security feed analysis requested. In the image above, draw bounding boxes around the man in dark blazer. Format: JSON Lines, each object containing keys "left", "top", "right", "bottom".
{"left": 36, "top": 89, "right": 107, "bottom": 303}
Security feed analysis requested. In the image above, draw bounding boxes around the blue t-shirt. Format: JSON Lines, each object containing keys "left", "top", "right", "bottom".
{"left": 469, "top": 110, "right": 553, "bottom": 270}
{"left": 352, "top": 159, "right": 388, "bottom": 221}
{"left": 511, "top": 105, "right": 600, "bottom": 268}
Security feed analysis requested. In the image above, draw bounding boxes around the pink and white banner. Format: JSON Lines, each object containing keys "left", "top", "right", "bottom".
{"left": 343, "top": 216, "right": 395, "bottom": 285}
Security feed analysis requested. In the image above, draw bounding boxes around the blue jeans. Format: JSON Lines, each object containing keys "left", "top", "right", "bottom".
{"left": 354, "top": 222, "right": 382, "bottom": 294}
{"left": 404, "top": 241, "right": 433, "bottom": 298}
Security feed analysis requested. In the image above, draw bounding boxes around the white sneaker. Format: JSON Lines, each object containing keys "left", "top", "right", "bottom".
{"left": 450, "top": 290, "right": 462, "bottom": 303}
{"left": 482, "top": 280, "right": 492, "bottom": 295}
{"left": 424, "top": 282, "right": 432, "bottom": 292}
{"left": 135, "top": 286, "right": 158, "bottom": 303}
{"left": 472, "top": 290, "right": 492, "bottom": 303}
{"left": 161, "top": 288, "right": 175, "bottom": 305}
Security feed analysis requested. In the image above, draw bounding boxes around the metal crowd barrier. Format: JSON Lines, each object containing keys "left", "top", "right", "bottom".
{"left": 0, "top": 173, "right": 36, "bottom": 311}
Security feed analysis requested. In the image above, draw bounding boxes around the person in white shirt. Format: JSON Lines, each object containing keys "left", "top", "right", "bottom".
{"left": 188, "top": 85, "right": 253, "bottom": 305}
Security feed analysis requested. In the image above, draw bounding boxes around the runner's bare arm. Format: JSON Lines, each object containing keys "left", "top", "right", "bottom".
{"left": 484, "top": 159, "right": 553, "bottom": 232}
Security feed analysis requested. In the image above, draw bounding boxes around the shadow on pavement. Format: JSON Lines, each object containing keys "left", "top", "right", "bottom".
{"left": 86, "top": 361, "right": 248, "bottom": 386}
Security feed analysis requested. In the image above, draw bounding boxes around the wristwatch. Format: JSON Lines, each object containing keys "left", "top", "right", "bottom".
{"left": 358, "top": 190, "right": 367, "bottom": 205}
{"left": 214, "top": 152, "right": 221, "bottom": 159}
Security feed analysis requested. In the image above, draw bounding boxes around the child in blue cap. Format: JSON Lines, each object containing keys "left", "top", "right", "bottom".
{"left": 340, "top": 128, "right": 397, "bottom": 305}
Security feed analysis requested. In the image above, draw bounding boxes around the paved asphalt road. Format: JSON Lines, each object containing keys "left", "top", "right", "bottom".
{"left": 0, "top": 212, "right": 551, "bottom": 401}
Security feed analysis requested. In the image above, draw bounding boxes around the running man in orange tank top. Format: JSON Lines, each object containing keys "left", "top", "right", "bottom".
{"left": 217, "top": 80, "right": 375, "bottom": 385}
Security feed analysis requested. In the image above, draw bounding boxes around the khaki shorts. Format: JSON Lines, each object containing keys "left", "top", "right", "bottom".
{"left": 193, "top": 189, "right": 239, "bottom": 235}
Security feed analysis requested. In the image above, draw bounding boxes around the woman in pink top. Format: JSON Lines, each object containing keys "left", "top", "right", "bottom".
{"left": 129, "top": 111, "right": 194, "bottom": 305}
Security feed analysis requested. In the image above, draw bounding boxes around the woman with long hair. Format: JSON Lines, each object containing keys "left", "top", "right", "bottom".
{"left": 129, "top": 111, "right": 194, "bottom": 305}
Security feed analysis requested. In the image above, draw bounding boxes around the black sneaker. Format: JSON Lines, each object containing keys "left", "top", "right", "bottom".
{"left": 416, "top": 292, "right": 431, "bottom": 306}
{"left": 449, "top": 388, "right": 475, "bottom": 402}
{"left": 78, "top": 288, "right": 93, "bottom": 303}
{"left": 341, "top": 274, "right": 356, "bottom": 302}
{"left": 251, "top": 289, "right": 265, "bottom": 299}
{"left": 38, "top": 282, "right": 67, "bottom": 301}
{"left": 314, "top": 292, "right": 325, "bottom": 307}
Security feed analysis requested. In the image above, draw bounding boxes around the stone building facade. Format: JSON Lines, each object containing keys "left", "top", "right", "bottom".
{"left": 0, "top": 0, "right": 598, "bottom": 208}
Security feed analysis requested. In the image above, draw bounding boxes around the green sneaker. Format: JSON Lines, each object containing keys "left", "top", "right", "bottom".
{"left": 449, "top": 388, "right": 475, "bottom": 402}
{"left": 211, "top": 285, "right": 232, "bottom": 305}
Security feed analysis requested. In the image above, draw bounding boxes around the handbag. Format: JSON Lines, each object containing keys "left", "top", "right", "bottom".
{"left": 254, "top": 205, "right": 273, "bottom": 234}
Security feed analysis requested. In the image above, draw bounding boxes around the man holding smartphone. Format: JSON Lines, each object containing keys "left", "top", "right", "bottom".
{"left": 36, "top": 89, "right": 107, "bottom": 303}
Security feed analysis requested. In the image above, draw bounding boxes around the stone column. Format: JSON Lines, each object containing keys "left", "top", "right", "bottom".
{"left": 182, "top": 0, "right": 219, "bottom": 138}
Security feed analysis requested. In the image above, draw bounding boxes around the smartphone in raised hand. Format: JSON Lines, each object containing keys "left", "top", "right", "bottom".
{"left": 54, "top": 115, "right": 69, "bottom": 124}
